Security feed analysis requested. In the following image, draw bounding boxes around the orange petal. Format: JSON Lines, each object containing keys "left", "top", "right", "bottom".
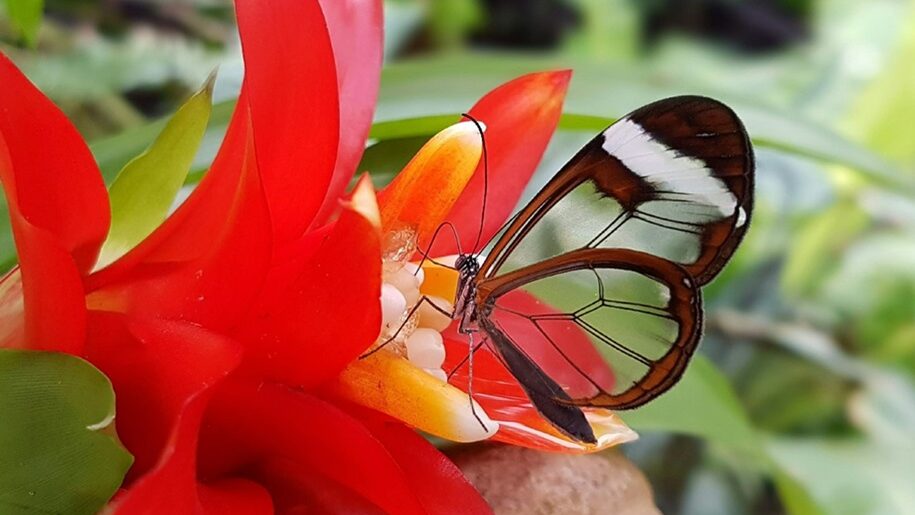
{"left": 330, "top": 350, "right": 498, "bottom": 443}
{"left": 419, "top": 257, "right": 461, "bottom": 302}
{"left": 377, "top": 122, "right": 483, "bottom": 245}
{"left": 432, "top": 70, "right": 571, "bottom": 256}
{"left": 494, "top": 407, "right": 637, "bottom": 453}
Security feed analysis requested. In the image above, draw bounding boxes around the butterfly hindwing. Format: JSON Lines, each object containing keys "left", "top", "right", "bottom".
{"left": 478, "top": 248, "right": 702, "bottom": 410}
{"left": 480, "top": 315, "right": 597, "bottom": 443}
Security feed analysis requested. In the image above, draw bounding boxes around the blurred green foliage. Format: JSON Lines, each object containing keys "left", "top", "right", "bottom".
{"left": 2, "top": 0, "right": 915, "bottom": 513}
{"left": 2, "top": 0, "right": 43, "bottom": 46}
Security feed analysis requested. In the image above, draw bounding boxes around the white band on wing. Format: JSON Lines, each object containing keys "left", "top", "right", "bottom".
{"left": 601, "top": 119, "right": 738, "bottom": 217}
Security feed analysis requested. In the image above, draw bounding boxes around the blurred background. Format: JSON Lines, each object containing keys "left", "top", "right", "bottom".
{"left": 2, "top": 0, "right": 914, "bottom": 513}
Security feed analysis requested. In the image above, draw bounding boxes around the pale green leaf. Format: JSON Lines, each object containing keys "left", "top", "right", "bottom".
{"left": 95, "top": 72, "right": 215, "bottom": 270}
{"left": 0, "top": 350, "right": 132, "bottom": 515}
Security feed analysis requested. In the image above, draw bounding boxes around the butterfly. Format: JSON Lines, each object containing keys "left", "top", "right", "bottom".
{"left": 450, "top": 96, "right": 754, "bottom": 444}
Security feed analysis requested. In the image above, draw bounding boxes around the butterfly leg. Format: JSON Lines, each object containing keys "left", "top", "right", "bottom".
{"left": 465, "top": 331, "right": 491, "bottom": 432}
{"left": 359, "top": 295, "right": 455, "bottom": 359}
{"left": 446, "top": 339, "right": 485, "bottom": 380}
{"left": 444, "top": 330, "right": 495, "bottom": 432}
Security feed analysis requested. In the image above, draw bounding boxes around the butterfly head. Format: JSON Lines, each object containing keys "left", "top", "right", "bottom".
{"left": 454, "top": 253, "right": 479, "bottom": 275}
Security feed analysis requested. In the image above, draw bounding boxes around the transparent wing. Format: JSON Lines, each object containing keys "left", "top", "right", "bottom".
{"left": 480, "top": 96, "right": 754, "bottom": 286}
{"left": 478, "top": 248, "right": 702, "bottom": 410}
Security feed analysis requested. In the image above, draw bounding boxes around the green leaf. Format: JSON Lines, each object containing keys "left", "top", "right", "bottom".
{"left": 619, "top": 356, "right": 828, "bottom": 515}
{"left": 0, "top": 350, "right": 132, "bottom": 515}
{"left": 768, "top": 438, "right": 915, "bottom": 515}
{"left": 2, "top": 0, "right": 43, "bottom": 47}
{"left": 819, "top": 235, "right": 915, "bottom": 351}
{"left": 95, "top": 72, "right": 215, "bottom": 270}
{"left": 620, "top": 356, "right": 765, "bottom": 459}
{"left": 773, "top": 469, "right": 828, "bottom": 515}
{"left": 90, "top": 99, "right": 235, "bottom": 182}
{"left": 781, "top": 200, "right": 871, "bottom": 298}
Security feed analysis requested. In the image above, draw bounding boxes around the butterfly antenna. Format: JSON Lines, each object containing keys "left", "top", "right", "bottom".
{"left": 461, "top": 113, "right": 489, "bottom": 256}
{"left": 414, "top": 221, "right": 463, "bottom": 273}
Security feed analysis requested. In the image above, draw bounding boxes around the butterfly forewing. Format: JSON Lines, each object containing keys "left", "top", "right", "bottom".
{"left": 479, "top": 96, "right": 753, "bottom": 286}
{"left": 473, "top": 96, "right": 753, "bottom": 415}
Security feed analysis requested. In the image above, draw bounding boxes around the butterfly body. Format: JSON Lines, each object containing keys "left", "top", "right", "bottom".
{"left": 453, "top": 254, "right": 482, "bottom": 334}
{"left": 451, "top": 96, "right": 753, "bottom": 444}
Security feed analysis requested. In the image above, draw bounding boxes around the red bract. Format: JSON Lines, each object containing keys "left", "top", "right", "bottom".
{"left": 0, "top": 1, "right": 635, "bottom": 513}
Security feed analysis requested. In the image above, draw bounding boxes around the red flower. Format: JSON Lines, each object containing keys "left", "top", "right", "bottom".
{"left": 0, "top": 0, "right": 634, "bottom": 512}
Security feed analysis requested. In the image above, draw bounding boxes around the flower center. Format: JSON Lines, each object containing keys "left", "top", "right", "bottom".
{"left": 376, "top": 227, "right": 454, "bottom": 381}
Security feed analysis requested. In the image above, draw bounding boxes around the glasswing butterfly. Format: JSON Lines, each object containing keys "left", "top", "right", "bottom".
{"left": 446, "top": 95, "right": 754, "bottom": 444}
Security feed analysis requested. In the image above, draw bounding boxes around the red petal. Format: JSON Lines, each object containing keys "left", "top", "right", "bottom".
{"left": 198, "top": 380, "right": 427, "bottom": 515}
{"left": 196, "top": 479, "right": 275, "bottom": 515}
{"left": 87, "top": 107, "right": 272, "bottom": 332}
{"left": 431, "top": 71, "right": 570, "bottom": 255}
{"left": 113, "top": 477, "right": 274, "bottom": 515}
{"left": 0, "top": 53, "right": 109, "bottom": 273}
{"left": 90, "top": 315, "right": 273, "bottom": 515}
{"left": 233, "top": 206, "right": 381, "bottom": 389}
{"left": 251, "top": 459, "right": 387, "bottom": 515}
{"left": 358, "top": 411, "right": 493, "bottom": 515}
{"left": 0, "top": 141, "right": 85, "bottom": 353}
{"left": 84, "top": 313, "right": 242, "bottom": 484}
{"left": 310, "top": 0, "right": 384, "bottom": 228}
{"left": 442, "top": 328, "right": 527, "bottom": 405}
{"left": 235, "top": 0, "right": 340, "bottom": 242}
{"left": 0, "top": 54, "right": 110, "bottom": 352}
